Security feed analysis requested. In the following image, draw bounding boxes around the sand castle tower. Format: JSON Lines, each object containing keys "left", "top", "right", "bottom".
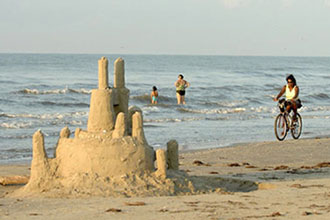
{"left": 15, "top": 57, "right": 183, "bottom": 197}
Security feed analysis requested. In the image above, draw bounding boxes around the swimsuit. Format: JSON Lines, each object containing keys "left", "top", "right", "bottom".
{"left": 176, "top": 90, "right": 185, "bottom": 96}
{"left": 176, "top": 83, "right": 186, "bottom": 96}
{"left": 152, "top": 96, "right": 158, "bottom": 102}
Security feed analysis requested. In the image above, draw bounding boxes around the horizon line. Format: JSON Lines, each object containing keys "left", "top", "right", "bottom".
{"left": 0, "top": 52, "right": 329, "bottom": 58}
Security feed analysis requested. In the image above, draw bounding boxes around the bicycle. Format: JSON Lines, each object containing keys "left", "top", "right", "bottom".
{"left": 274, "top": 100, "right": 302, "bottom": 141}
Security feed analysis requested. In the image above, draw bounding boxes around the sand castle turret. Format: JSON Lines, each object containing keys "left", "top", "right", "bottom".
{"left": 15, "top": 57, "right": 186, "bottom": 197}
{"left": 87, "top": 57, "right": 115, "bottom": 132}
{"left": 113, "top": 58, "right": 129, "bottom": 117}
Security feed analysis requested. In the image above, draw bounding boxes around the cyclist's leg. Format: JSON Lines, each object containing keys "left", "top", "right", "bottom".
{"left": 291, "top": 100, "right": 297, "bottom": 121}
{"left": 285, "top": 101, "right": 292, "bottom": 113}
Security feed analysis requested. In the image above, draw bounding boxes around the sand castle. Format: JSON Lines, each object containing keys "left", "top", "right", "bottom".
{"left": 14, "top": 57, "right": 182, "bottom": 197}
{"left": 14, "top": 57, "right": 256, "bottom": 198}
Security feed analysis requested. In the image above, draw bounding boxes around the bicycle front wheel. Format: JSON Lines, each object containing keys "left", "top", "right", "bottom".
{"left": 291, "top": 113, "right": 302, "bottom": 139}
{"left": 274, "top": 114, "right": 287, "bottom": 141}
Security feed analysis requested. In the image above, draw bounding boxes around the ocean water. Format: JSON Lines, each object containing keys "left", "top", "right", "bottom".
{"left": 1, "top": 54, "right": 330, "bottom": 163}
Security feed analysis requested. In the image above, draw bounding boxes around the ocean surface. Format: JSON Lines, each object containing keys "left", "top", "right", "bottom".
{"left": 1, "top": 54, "right": 330, "bottom": 164}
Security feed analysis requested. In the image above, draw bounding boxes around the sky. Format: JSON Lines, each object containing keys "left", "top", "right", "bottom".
{"left": 1, "top": 0, "right": 330, "bottom": 56}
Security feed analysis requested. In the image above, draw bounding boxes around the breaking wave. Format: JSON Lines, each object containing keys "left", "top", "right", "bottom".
{"left": 144, "top": 117, "right": 204, "bottom": 123}
{"left": 306, "top": 93, "right": 330, "bottom": 100}
{"left": 16, "top": 87, "right": 91, "bottom": 95}
{"left": 38, "top": 101, "right": 89, "bottom": 107}
{"left": 0, "top": 122, "right": 33, "bottom": 129}
{"left": 202, "top": 100, "right": 249, "bottom": 108}
{"left": 177, "top": 107, "right": 247, "bottom": 114}
{"left": 0, "top": 111, "right": 88, "bottom": 120}
{"left": 0, "top": 134, "right": 32, "bottom": 139}
{"left": 131, "top": 94, "right": 175, "bottom": 103}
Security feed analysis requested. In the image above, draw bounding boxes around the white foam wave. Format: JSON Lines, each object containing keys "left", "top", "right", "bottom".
{"left": 1, "top": 122, "right": 33, "bottom": 129}
{"left": 302, "top": 115, "right": 330, "bottom": 119}
{"left": 179, "top": 107, "right": 246, "bottom": 114}
{"left": 1, "top": 111, "right": 88, "bottom": 120}
{"left": 69, "top": 120, "right": 83, "bottom": 125}
{"left": 303, "top": 106, "right": 330, "bottom": 112}
{"left": 251, "top": 106, "right": 275, "bottom": 114}
{"left": 219, "top": 100, "right": 249, "bottom": 108}
{"left": 178, "top": 105, "right": 330, "bottom": 116}
{"left": 21, "top": 88, "right": 67, "bottom": 94}
{"left": 69, "top": 88, "right": 91, "bottom": 94}
{"left": 144, "top": 117, "right": 204, "bottom": 123}
{"left": 203, "top": 100, "right": 249, "bottom": 108}
{"left": 18, "top": 87, "right": 91, "bottom": 95}
{"left": 0, "top": 134, "right": 31, "bottom": 139}
{"left": 141, "top": 106, "right": 161, "bottom": 114}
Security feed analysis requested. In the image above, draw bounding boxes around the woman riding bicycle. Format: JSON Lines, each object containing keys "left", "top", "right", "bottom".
{"left": 273, "top": 74, "right": 301, "bottom": 121}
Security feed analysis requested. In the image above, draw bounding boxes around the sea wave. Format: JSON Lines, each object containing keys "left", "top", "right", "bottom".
{"left": 69, "top": 120, "right": 84, "bottom": 125}
{"left": 144, "top": 115, "right": 245, "bottom": 123}
{"left": 38, "top": 101, "right": 89, "bottom": 107}
{"left": 141, "top": 104, "right": 330, "bottom": 117}
{"left": 0, "top": 122, "right": 33, "bottom": 129}
{"left": 0, "top": 111, "right": 88, "bottom": 120}
{"left": 3, "top": 148, "right": 32, "bottom": 153}
{"left": 144, "top": 117, "right": 204, "bottom": 123}
{"left": 68, "top": 88, "right": 91, "bottom": 94}
{"left": 131, "top": 94, "right": 150, "bottom": 102}
{"left": 131, "top": 94, "right": 175, "bottom": 103}
{"left": 16, "top": 87, "right": 91, "bottom": 95}
{"left": 302, "top": 106, "right": 330, "bottom": 112}
{"left": 0, "top": 134, "right": 32, "bottom": 139}
{"left": 202, "top": 100, "right": 249, "bottom": 108}
{"left": 306, "top": 93, "right": 330, "bottom": 100}
{"left": 177, "top": 107, "right": 247, "bottom": 114}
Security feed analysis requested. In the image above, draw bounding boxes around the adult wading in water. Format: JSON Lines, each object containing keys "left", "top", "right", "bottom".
{"left": 174, "top": 74, "right": 190, "bottom": 104}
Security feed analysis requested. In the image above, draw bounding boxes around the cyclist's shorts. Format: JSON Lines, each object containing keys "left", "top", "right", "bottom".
{"left": 284, "top": 99, "right": 302, "bottom": 109}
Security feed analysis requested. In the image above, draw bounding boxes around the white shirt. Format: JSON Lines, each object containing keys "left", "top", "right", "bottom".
{"left": 285, "top": 85, "right": 297, "bottom": 100}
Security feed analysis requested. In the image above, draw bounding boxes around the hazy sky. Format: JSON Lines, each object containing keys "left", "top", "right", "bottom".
{"left": 1, "top": 0, "right": 330, "bottom": 56}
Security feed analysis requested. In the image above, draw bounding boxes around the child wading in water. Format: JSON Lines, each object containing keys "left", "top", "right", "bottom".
{"left": 150, "top": 86, "right": 158, "bottom": 104}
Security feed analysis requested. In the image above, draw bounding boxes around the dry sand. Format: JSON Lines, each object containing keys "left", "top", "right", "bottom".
{"left": 1, "top": 137, "right": 330, "bottom": 220}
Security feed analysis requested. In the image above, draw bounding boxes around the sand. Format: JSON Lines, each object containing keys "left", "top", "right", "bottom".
{"left": 1, "top": 137, "right": 330, "bottom": 219}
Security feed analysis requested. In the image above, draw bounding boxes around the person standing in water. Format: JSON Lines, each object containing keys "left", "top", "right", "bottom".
{"left": 150, "top": 86, "right": 158, "bottom": 104}
{"left": 174, "top": 74, "right": 190, "bottom": 104}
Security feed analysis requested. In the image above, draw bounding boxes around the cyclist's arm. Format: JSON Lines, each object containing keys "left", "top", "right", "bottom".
{"left": 292, "top": 86, "right": 299, "bottom": 100}
{"left": 273, "top": 86, "right": 286, "bottom": 101}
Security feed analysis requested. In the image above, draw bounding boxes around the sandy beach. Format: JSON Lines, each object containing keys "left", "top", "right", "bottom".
{"left": 0, "top": 137, "right": 329, "bottom": 219}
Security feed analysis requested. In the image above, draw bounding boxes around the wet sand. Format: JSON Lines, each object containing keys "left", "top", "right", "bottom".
{"left": 1, "top": 137, "right": 330, "bottom": 219}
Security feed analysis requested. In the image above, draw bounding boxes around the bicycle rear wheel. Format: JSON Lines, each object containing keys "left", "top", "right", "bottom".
{"left": 291, "top": 113, "right": 302, "bottom": 139}
{"left": 274, "top": 114, "right": 287, "bottom": 141}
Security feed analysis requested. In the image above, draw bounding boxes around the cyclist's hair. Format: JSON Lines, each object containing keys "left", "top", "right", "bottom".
{"left": 286, "top": 74, "right": 297, "bottom": 86}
